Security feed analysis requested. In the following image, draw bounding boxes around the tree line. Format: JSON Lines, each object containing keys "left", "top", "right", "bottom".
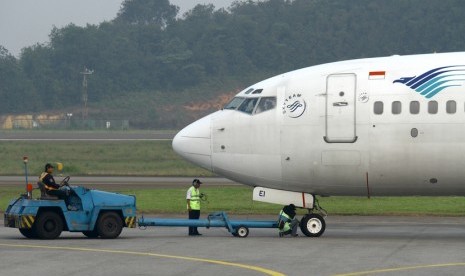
{"left": 1, "top": 0, "right": 465, "bottom": 128}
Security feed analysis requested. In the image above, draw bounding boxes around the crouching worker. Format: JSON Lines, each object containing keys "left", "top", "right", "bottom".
{"left": 39, "top": 163, "right": 70, "bottom": 201}
{"left": 278, "top": 204, "right": 299, "bottom": 237}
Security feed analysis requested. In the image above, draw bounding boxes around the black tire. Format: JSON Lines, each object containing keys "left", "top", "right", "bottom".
{"left": 96, "top": 212, "right": 123, "bottom": 239}
{"left": 19, "top": 228, "right": 38, "bottom": 239}
{"left": 82, "top": 230, "right": 99, "bottom": 238}
{"left": 300, "top": 214, "right": 326, "bottom": 237}
{"left": 235, "top": 226, "right": 249, "bottom": 238}
{"left": 34, "top": 211, "right": 63, "bottom": 240}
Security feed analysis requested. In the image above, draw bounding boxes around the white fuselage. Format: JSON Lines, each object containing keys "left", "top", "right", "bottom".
{"left": 173, "top": 52, "right": 465, "bottom": 196}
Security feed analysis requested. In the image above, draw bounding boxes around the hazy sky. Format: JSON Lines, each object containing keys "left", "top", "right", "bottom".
{"left": 0, "top": 0, "right": 236, "bottom": 57}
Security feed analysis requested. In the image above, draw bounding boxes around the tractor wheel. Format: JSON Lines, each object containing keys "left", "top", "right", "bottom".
{"left": 300, "top": 214, "right": 326, "bottom": 237}
{"left": 82, "top": 229, "right": 99, "bottom": 238}
{"left": 19, "top": 228, "right": 38, "bottom": 239}
{"left": 96, "top": 212, "right": 123, "bottom": 239}
{"left": 34, "top": 211, "right": 63, "bottom": 240}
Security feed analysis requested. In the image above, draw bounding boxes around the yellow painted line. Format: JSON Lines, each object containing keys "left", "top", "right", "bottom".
{"left": 333, "top": 262, "right": 465, "bottom": 276}
{"left": 0, "top": 243, "right": 285, "bottom": 276}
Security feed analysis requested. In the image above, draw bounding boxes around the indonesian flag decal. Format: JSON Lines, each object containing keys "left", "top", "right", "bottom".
{"left": 369, "top": 71, "right": 386, "bottom": 80}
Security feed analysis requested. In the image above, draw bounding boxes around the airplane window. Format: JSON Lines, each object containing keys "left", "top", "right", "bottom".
{"left": 238, "top": 98, "right": 259, "bottom": 114}
{"left": 428, "top": 101, "right": 438, "bottom": 114}
{"left": 392, "top": 101, "right": 402, "bottom": 115}
{"left": 374, "top": 101, "right": 383, "bottom": 115}
{"left": 446, "top": 100, "right": 456, "bottom": 114}
{"left": 255, "top": 97, "right": 277, "bottom": 114}
{"left": 410, "top": 101, "right": 420, "bottom": 114}
{"left": 244, "top": 88, "right": 254, "bottom": 95}
{"left": 224, "top": 97, "right": 245, "bottom": 110}
{"left": 252, "top": 89, "right": 263, "bottom": 94}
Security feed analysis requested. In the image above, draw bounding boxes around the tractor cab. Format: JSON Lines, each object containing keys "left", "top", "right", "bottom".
{"left": 36, "top": 176, "right": 83, "bottom": 210}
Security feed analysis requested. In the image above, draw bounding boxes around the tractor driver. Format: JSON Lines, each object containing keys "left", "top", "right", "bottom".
{"left": 39, "top": 163, "right": 69, "bottom": 200}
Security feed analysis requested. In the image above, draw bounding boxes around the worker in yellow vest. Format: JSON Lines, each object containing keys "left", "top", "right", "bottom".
{"left": 39, "top": 163, "right": 69, "bottom": 200}
{"left": 39, "top": 163, "right": 76, "bottom": 210}
{"left": 186, "top": 178, "right": 202, "bottom": 236}
{"left": 278, "top": 204, "right": 299, "bottom": 237}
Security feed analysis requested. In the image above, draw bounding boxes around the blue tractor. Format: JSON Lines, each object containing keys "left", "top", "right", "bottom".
{"left": 4, "top": 176, "right": 137, "bottom": 239}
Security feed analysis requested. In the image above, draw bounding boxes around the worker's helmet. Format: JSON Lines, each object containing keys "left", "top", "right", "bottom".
{"left": 289, "top": 204, "right": 296, "bottom": 210}
{"left": 192, "top": 178, "right": 202, "bottom": 185}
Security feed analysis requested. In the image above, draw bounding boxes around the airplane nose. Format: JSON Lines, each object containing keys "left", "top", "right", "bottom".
{"left": 172, "top": 115, "right": 212, "bottom": 171}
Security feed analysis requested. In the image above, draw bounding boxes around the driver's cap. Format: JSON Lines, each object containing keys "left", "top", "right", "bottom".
{"left": 45, "top": 163, "right": 54, "bottom": 170}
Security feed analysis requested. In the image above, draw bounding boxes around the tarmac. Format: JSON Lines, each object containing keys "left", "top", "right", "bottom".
{"left": 2, "top": 215, "right": 465, "bottom": 276}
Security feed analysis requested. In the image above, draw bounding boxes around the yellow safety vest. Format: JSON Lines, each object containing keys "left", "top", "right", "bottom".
{"left": 39, "top": 172, "right": 56, "bottom": 191}
{"left": 187, "top": 186, "right": 201, "bottom": 210}
{"left": 278, "top": 210, "right": 291, "bottom": 232}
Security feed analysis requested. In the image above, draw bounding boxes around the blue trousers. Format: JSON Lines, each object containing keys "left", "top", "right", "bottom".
{"left": 188, "top": 210, "right": 200, "bottom": 235}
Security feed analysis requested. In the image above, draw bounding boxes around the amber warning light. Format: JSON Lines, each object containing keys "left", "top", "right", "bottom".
{"left": 26, "top": 183, "right": 33, "bottom": 199}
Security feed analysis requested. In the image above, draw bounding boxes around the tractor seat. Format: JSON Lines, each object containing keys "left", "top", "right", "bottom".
{"left": 37, "top": 182, "right": 59, "bottom": 200}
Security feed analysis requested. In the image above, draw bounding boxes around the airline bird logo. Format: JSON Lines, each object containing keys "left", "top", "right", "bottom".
{"left": 393, "top": 65, "right": 465, "bottom": 98}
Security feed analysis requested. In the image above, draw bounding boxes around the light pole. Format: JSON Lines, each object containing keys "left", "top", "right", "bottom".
{"left": 66, "top": 113, "right": 73, "bottom": 128}
{"left": 80, "top": 67, "right": 93, "bottom": 120}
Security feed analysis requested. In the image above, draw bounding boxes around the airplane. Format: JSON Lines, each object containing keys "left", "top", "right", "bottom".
{"left": 172, "top": 52, "right": 465, "bottom": 237}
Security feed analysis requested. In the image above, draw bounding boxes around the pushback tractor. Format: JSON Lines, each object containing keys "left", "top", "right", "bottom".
{"left": 4, "top": 158, "right": 137, "bottom": 239}
{"left": 4, "top": 176, "right": 137, "bottom": 239}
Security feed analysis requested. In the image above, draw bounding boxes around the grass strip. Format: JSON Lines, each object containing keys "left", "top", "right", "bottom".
{"left": 0, "top": 141, "right": 211, "bottom": 176}
{"left": 2, "top": 186, "right": 465, "bottom": 216}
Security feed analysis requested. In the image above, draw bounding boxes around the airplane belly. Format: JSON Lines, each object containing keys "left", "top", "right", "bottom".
{"left": 212, "top": 153, "right": 282, "bottom": 187}
{"left": 280, "top": 125, "right": 368, "bottom": 195}
{"left": 369, "top": 123, "right": 465, "bottom": 196}
{"left": 280, "top": 125, "right": 312, "bottom": 191}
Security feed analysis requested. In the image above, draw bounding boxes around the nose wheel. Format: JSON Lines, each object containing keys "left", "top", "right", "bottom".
{"left": 299, "top": 195, "right": 327, "bottom": 237}
{"left": 300, "top": 213, "right": 326, "bottom": 237}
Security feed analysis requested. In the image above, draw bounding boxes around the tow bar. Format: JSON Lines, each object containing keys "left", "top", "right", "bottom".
{"left": 138, "top": 212, "right": 277, "bottom": 238}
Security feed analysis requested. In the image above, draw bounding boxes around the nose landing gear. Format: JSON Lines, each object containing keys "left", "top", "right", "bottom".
{"left": 300, "top": 197, "right": 327, "bottom": 237}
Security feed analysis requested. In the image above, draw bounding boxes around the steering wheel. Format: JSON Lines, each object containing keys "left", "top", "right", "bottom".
{"left": 60, "top": 176, "right": 71, "bottom": 187}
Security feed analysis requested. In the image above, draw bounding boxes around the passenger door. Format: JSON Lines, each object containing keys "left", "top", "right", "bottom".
{"left": 324, "top": 73, "right": 357, "bottom": 143}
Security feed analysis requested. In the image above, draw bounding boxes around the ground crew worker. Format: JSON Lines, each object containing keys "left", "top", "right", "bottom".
{"left": 39, "top": 163, "right": 69, "bottom": 201}
{"left": 186, "top": 178, "right": 202, "bottom": 236}
{"left": 278, "top": 204, "right": 299, "bottom": 237}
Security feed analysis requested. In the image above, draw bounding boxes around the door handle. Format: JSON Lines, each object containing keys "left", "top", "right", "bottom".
{"left": 333, "top": 102, "right": 348, "bottom": 106}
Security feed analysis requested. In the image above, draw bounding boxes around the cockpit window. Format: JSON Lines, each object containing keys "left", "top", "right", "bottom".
{"left": 224, "top": 97, "right": 245, "bottom": 110}
{"left": 244, "top": 88, "right": 254, "bottom": 95}
{"left": 255, "top": 97, "right": 276, "bottom": 114}
{"left": 238, "top": 98, "right": 259, "bottom": 114}
{"left": 224, "top": 96, "right": 276, "bottom": 115}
